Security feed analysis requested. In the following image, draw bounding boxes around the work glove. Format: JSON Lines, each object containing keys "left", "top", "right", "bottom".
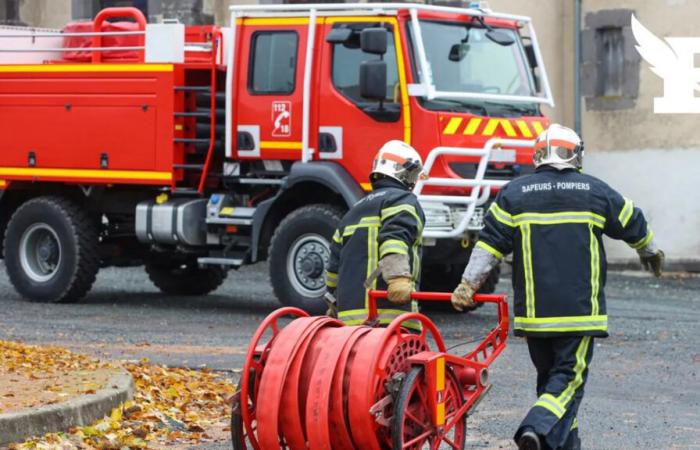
{"left": 451, "top": 279, "right": 478, "bottom": 312}
{"left": 387, "top": 276, "right": 413, "bottom": 305}
{"left": 640, "top": 250, "right": 665, "bottom": 278}
{"left": 324, "top": 291, "right": 338, "bottom": 318}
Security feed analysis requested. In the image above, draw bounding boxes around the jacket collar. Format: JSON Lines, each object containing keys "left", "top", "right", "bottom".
{"left": 371, "top": 177, "right": 409, "bottom": 191}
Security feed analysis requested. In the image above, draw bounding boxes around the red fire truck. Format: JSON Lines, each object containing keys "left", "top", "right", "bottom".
{"left": 0, "top": 3, "right": 552, "bottom": 313}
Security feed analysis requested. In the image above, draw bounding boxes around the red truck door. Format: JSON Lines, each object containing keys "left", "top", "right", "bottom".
{"left": 317, "top": 18, "right": 410, "bottom": 189}
{"left": 235, "top": 19, "right": 310, "bottom": 162}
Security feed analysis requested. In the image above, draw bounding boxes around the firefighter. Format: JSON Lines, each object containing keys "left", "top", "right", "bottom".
{"left": 325, "top": 140, "right": 426, "bottom": 329}
{"left": 451, "top": 124, "right": 665, "bottom": 450}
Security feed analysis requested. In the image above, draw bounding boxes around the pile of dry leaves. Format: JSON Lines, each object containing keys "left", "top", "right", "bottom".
{"left": 1, "top": 341, "right": 236, "bottom": 449}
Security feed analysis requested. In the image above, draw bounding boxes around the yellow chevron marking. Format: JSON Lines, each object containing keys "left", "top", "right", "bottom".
{"left": 532, "top": 121, "right": 545, "bottom": 135}
{"left": 463, "top": 118, "right": 482, "bottom": 135}
{"left": 516, "top": 120, "right": 533, "bottom": 138}
{"left": 442, "top": 117, "right": 463, "bottom": 135}
{"left": 483, "top": 119, "right": 517, "bottom": 137}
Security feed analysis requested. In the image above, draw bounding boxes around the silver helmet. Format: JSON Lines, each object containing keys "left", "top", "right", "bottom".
{"left": 533, "top": 124, "right": 584, "bottom": 170}
{"left": 370, "top": 140, "right": 427, "bottom": 189}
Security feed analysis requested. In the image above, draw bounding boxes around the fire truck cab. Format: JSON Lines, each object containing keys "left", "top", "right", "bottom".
{"left": 0, "top": 3, "right": 551, "bottom": 312}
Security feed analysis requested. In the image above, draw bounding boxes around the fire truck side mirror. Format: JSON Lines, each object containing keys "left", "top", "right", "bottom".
{"left": 359, "top": 60, "right": 387, "bottom": 101}
{"left": 360, "top": 28, "right": 387, "bottom": 55}
{"left": 523, "top": 43, "right": 541, "bottom": 92}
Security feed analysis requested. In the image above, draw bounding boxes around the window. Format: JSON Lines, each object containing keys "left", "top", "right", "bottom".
{"left": 581, "top": 9, "right": 640, "bottom": 111}
{"left": 249, "top": 31, "right": 299, "bottom": 95}
{"left": 331, "top": 28, "right": 399, "bottom": 105}
{"left": 596, "top": 27, "right": 624, "bottom": 97}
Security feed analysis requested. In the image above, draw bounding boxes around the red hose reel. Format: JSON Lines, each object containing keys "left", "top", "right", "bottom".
{"left": 231, "top": 291, "right": 509, "bottom": 449}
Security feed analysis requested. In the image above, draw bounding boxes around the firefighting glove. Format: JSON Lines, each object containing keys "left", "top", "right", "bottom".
{"left": 387, "top": 277, "right": 413, "bottom": 305}
{"left": 324, "top": 291, "right": 338, "bottom": 318}
{"left": 639, "top": 249, "right": 665, "bottom": 278}
{"left": 451, "top": 279, "right": 478, "bottom": 312}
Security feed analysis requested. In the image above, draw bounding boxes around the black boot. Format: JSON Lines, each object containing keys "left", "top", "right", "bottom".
{"left": 517, "top": 428, "right": 542, "bottom": 450}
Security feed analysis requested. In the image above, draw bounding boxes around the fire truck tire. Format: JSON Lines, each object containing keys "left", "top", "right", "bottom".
{"left": 145, "top": 260, "right": 226, "bottom": 296}
{"left": 268, "top": 204, "right": 343, "bottom": 315}
{"left": 3, "top": 196, "right": 99, "bottom": 303}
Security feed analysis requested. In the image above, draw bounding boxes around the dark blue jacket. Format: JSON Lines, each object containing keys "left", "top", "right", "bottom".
{"left": 477, "top": 166, "right": 653, "bottom": 337}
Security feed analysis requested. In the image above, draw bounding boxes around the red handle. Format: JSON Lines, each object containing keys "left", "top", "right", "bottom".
{"left": 91, "top": 7, "right": 147, "bottom": 63}
{"left": 367, "top": 289, "right": 504, "bottom": 318}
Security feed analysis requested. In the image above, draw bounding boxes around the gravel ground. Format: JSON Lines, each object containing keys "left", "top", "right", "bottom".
{"left": 0, "top": 261, "right": 698, "bottom": 450}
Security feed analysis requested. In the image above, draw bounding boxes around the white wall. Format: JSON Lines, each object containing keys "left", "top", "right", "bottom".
{"left": 586, "top": 149, "right": 700, "bottom": 265}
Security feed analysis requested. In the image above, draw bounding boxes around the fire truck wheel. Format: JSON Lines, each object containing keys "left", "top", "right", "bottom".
{"left": 145, "top": 260, "right": 227, "bottom": 296}
{"left": 268, "top": 204, "right": 343, "bottom": 315}
{"left": 3, "top": 196, "right": 99, "bottom": 303}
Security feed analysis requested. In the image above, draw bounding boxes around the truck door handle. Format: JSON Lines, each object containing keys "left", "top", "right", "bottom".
{"left": 237, "top": 131, "right": 255, "bottom": 151}
{"left": 319, "top": 132, "right": 337, "bottom": 153}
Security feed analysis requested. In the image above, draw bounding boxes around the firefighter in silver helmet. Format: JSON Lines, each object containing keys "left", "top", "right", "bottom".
{"left": 325, "top": 140, "right": 427, "bottom": 329}
{"left": 452, "top": 124, "right": 664, "bottom": 450}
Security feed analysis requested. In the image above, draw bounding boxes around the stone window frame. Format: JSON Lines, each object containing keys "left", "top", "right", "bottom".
{"left": 581, "top": 9, "right": 641, "bottom": 111}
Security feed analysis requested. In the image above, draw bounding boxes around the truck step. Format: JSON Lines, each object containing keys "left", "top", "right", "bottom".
{"left": 196, "top": 92, "right": 226, "bottom": 108}
{"left": 175, "top": 86, "right": 211, "bottom": 92}
{"left": 206, "top": 217, "right": 253, "bottom": 226}
{"left": 175, "top": 138, "right": 211, "bottom": 144}
{"left": 198, "top": 257, "right": 243, "bottom": 267}
{"left": 174, "top": 111, "right": 210, "bottom": 118}
{"left": 173, "top": 164, "right": 204, "bottom": 170}
{"left": 171, "top": 187, "right": 201, "bottom": 196}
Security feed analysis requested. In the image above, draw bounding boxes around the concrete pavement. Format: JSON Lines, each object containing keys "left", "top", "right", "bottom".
{"left": 0, "top": 262, "right": 697, "bottom": 449}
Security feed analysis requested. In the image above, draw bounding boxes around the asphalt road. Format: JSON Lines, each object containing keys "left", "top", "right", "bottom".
{"left": 0, "top": 261, "right": 698, "bottom": 450}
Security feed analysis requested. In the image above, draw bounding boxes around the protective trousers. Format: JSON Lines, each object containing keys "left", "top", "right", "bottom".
{"left": 515, "top": 336, "right": 594, "bottom": 450}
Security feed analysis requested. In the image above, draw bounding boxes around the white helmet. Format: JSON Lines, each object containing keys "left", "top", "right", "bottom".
{"left": 370, "top": 140, "right": 427, "bottom": 189}
{"left": 533, "top": 124, "right": 584, "bottom": 170}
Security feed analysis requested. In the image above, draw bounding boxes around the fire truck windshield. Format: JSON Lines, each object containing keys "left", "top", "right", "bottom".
{"left": 414, "top": 20, "right": 538, "bottom": 114}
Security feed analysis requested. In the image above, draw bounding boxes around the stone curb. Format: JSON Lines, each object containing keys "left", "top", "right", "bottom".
{"left": 0, "top": 368, "right": 134, "bottom": 445}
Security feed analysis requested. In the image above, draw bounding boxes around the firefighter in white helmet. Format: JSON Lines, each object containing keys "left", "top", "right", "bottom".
{"left": 451, "top": 124, "right": 664, "bottom": 450}
{"left": 325, "top": 140, "right": 426, "bottom": 329}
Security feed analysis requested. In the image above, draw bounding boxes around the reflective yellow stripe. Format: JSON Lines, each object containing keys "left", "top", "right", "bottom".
{"left": 463, "top": 118, "right": 482, "bottom": 135}
{"left": 488, "top": 202, "right": 515, "bottom": 227}
{"left": 326, "top": 271, "right": 338, "bottom": 288}
{"left": 332, "top": 230, "right": 342, "bottom": 244}
{"left": 533, "top": 393, "right": 566, "bottom": 419}
{"left": 556, "top": 337, "right": 591, "bottom": 408}
{"left": 338, "top": 308, "right": 421, "bottom": 330}
{"left": 0, "top": 167, "right": 171, "bottom": 181}
{"left": 342, "top": 217, "right": 381, "bottom": 237}
{"left": 618, "top": 198, "right": 634, "bottom": 227}
{"left": 260, "top": 141, "right": 303, "bottom": 150}
{"left": 379, "top": 239, "right": 408, "bottom": 258}
{"left": 571, "top": 418, "right": 579, "bottom": 430}
{"left": 365, "top": 226, "right": 379, "bottom": 308}
{"left": 533, "top": 337, "right": 590, "bottom": 419}
{"left": 521, "top": 224, "right": 535, "bottom": 318}
{"left": 589, "top": 225, "right": 600, "bottom": 316}
{"left": 512, "top": 211, "right": 606, "bottom": 228}
{"left": 516, "top": 120, "right": 533, "bottom": 138}
{"left": 0, "top": 64, "right": 173, "bottom": 73}
{"left": 380, "top": 205, "right": 423, "bottom": 232}
{"left": 442, "top": 117, "right": 463, "bottom": 135}
{"left": 476, "top": 241, "right": 503, "bottom": 259}
{"left": 514, "top": 315, "right": 607, "bottom": 332}
{"left": 630, "top": 228, "right": 654, "bottom": 250}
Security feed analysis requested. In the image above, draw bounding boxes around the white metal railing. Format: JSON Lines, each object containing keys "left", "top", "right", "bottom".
{"left": 224, "top": 2, "right": 553, "bottom": 161}
{"left": 415, "top": 138, "right": 535, "bottom": 238}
